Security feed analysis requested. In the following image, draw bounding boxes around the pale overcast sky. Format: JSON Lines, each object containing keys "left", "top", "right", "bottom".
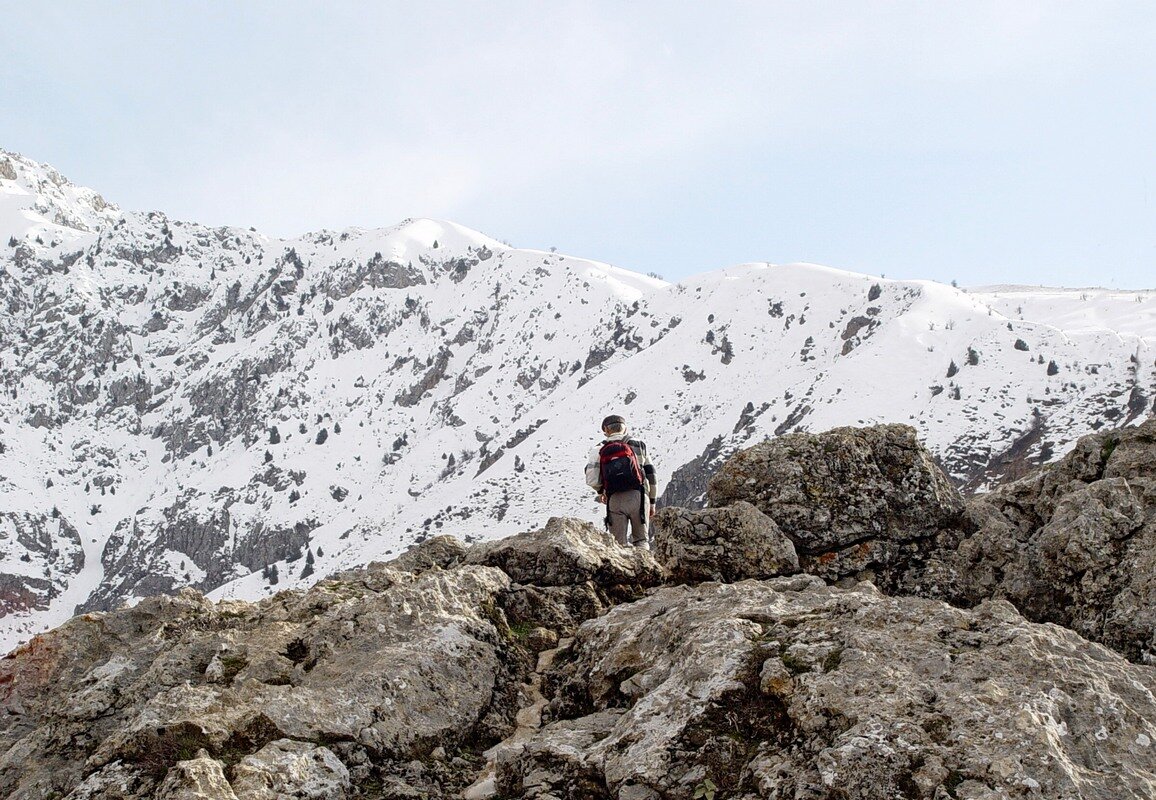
{"left": 2, "top": 2, "right": 1154, "bottom": 287}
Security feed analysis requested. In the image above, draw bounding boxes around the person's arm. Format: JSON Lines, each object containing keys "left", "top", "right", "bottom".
{"left": 585, "top": 446, "right": 604, "bottom": 494}
{"left": 636, "top": 441, "right": 658, "bottom": 506}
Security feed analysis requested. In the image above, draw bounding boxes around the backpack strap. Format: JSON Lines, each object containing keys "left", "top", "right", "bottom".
{"left": 628, "top": 439, "right": 656, "bottom": 487}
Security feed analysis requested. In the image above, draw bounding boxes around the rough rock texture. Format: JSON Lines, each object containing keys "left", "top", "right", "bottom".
{"left": 156, "top": 751, "right": 238, "bottom": 800}
{"left": 501, "top": 577, "right": 1156, "bottom": 800}
{"left": 229, "top": 739, "right": 350, "bottom": 799}
{"left": 0, "top": 566, "right": 525, "bottom": 799}
{"left": 465, "top": 516, "right": 664, "bottom": 590}
{"left": 700, "top": 420, "right": 1156, "bottom": 664}
{"left": 652, "top": 501, "right": 799, "bottom": 583}
{"left": 388, "top": 533, "right": 469, "bottom": 573}
{"left": 706, "top": 424, "right": 966, "bottom": 584}
{"left": 5, "top": 422, "right": 1156, "bottom": 797}
{"left": 903, "top": 417, "right": 1156, "bottom": 664}
{"left": 463, "top": 517, "right": 665, "bottom": 638}
{"left": 707, "top": 425, "right": 965, "bottom": 550}
{"left": 0, "top": 516, "right": 673, "bottom": 798}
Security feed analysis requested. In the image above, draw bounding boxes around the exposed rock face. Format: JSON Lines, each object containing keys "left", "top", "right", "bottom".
{"left": 700, "top": 420, "right": 1156, "bottom": 665}
{"left": 466, "top": 516, "right": 666, "bottom": 637}
{"left": 502, "top": 577, "right": 1156, "bottom": 800}
{"left": 1, "top": 500, "right": 1156, "bottom": 798}
{"left": 81, "top": 494, "right": 317, "bottom": 613}
{"left": 229, "top": 739, "right": 351, "bottom": 799}
{"left": 156, "top": 751, "right": 238, "bottom": 800}
{"left": 465, "top": 516, "right": 663, "bottom": 590}
{"left": 387, "top": 533, "right": 469, "bottom": 573}
{"left": 0, "top": 511, "right": 83, "bottom": 612}
{"left": 0, "top": 566, "right": 525, "bottom": 800}
{"left": 902, "top": 417, "right": 1156, "bottom": 664}
{"left": 707, "top": 424, "right": 965, "bottom": 583}
{"left": 653, "top": 501, "right": 799, "bottom": 583}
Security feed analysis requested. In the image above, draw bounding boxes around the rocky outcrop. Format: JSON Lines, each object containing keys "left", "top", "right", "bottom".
{"left": 322, "top": 253, "right": 427, "bottom": 300}
{"left": 465, "top": 516, "right": 663, "bottom": 590}
{"left": 653, "top": 501, "right": 799, "bottom": 583}
{"left": 2, "top": 502, "right": 1156, "bottom": 798}
{"left": 466, "top": 516, "right": 665, "bottom": 636}
{"left": 0, "top": 573, "right": 56, "bottom": 615}
{"left": 502, "top": 577, "right": 1156, "bottom": 800}
{"left": 0, "top": 565, "right": 526, "bottom": 800}
{"left": 0, "top": 511, "right": 84, "bottom": 613}
{"left": 693, "top": 419, "right": 1156, "bottom": 665}
{"left": 901, "top": 417, "right": 1156, "bottom": 664}
{"left": 706, "top": 424, "right": 965, "bottom": 584}
{"left": 81, "top": 494, "right": 317, "bottom": 613}
{"left": 388, "top": 533, "right": 470, "bottom": 573}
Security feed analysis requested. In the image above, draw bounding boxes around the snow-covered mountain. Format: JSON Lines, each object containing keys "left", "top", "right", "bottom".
{"left": 1, "top": 148, "right": 1153, "bottom": 652}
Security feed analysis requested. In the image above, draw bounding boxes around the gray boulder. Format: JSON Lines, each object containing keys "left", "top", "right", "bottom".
{"left": 387, "top": 533, "right": 469, "bottom": 573}
{"left": 465, "top": 516, "right": 666, "bottom": 638}
{"left": 465, "top": 516, "right": 664, "bottom": 589}
{"left": 501, "top": 577, "right": 1156, "bottom": 800}
{"left": 0, "top": 568, "right": 522, "bottom": 799}
{"left": 701, "top": 420, "right": 1156, "bottom": 664}
{"left": 155, "top": 751, "right": 237, "bottom": 800}
{"left": 652, "top": 501, "right": 799, "bottom": 583}
{"left": 230, "top": 739, "right": 350, "bottom": 799}
{"left": 706, "top": 424, "right": 965, "bottom": 583}
{"left": 908, "top": 417, "right": 1156, "bottom": 663}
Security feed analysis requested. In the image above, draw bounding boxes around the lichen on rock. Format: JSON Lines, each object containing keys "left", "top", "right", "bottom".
{"left": 501, "top": 578, "right": 1156, "bottom": 800}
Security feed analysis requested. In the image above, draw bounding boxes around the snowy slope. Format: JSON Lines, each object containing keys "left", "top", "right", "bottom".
{"left": 969, "top": 285, "right": 1156, "bottom": 337}
{"left": 1, "top": 149, "right": 1153, "bottom": 653}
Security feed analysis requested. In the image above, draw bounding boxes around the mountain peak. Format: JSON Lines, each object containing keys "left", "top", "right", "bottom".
{"left": 0, "top": 147, "right": 1153, "bottom": 657}
{"left": 0, "top": 150, "right": 120, "bottom": 247}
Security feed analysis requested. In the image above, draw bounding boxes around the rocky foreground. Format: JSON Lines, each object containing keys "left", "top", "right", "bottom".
{"left": 1, "top": 421, "right": 1155, "bottom": 799}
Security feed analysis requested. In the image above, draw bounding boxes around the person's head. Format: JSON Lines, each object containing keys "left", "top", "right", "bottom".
{"left": 601, "top": 414, "right": 627, "bottom": 436}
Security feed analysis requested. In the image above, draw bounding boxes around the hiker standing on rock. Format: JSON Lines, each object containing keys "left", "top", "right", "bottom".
{"left": 585, "top": 414, "right": 657, "bottom": 549}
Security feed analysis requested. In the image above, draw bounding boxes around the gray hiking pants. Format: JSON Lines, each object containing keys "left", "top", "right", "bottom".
{"left": 607, "top": 490, "right": 649, "bottom": 549}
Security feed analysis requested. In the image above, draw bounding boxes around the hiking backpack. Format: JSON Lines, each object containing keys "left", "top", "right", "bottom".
{"left": 599, "top": 440, "right": 645, "bottom": 496}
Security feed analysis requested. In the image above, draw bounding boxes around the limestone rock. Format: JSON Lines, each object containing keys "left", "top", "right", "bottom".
{"left": 908, "top": 418, "right": 1156, "bottom": 663}
{"left": 652, "top": 501, "right": 799, "bottom": 583}
{"left": 707, "top": 425, "right": 964, "bottom": 577}
{"left": 230, "top": 739, "right": 350, "bottom": 799}
{"left": 156, "top": 751, "right": 238, "bottom": 800}
{"left": 504, "top": 578, "right": 1156, "bottom": 799}
{"left": 500, "top": 582, "right": 609, "bottom": 637}
{"left": 0, "top": 567, "right": 522, "bottom": 799}
{"left": 465, "top": 516, "right": 664, "bottom": 591}
{"left": 388, "top": 534, "right": 469, "bottom": 573}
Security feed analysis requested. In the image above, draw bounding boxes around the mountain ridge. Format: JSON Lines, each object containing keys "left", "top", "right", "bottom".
{"left": 0, "top": 148, "right": 1153, "bottom": 652}
{"left": 2, "top": 420, "right": 1155, "bottom": 798}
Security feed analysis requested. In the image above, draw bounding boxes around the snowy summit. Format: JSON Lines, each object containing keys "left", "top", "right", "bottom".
{"left": 0, "top": 148, "right": 1153, "bottom": 653}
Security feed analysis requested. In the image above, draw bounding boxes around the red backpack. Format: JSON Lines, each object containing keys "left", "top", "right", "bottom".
{"left": 599, "top": 440, "right": 645, "bottom": 496}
